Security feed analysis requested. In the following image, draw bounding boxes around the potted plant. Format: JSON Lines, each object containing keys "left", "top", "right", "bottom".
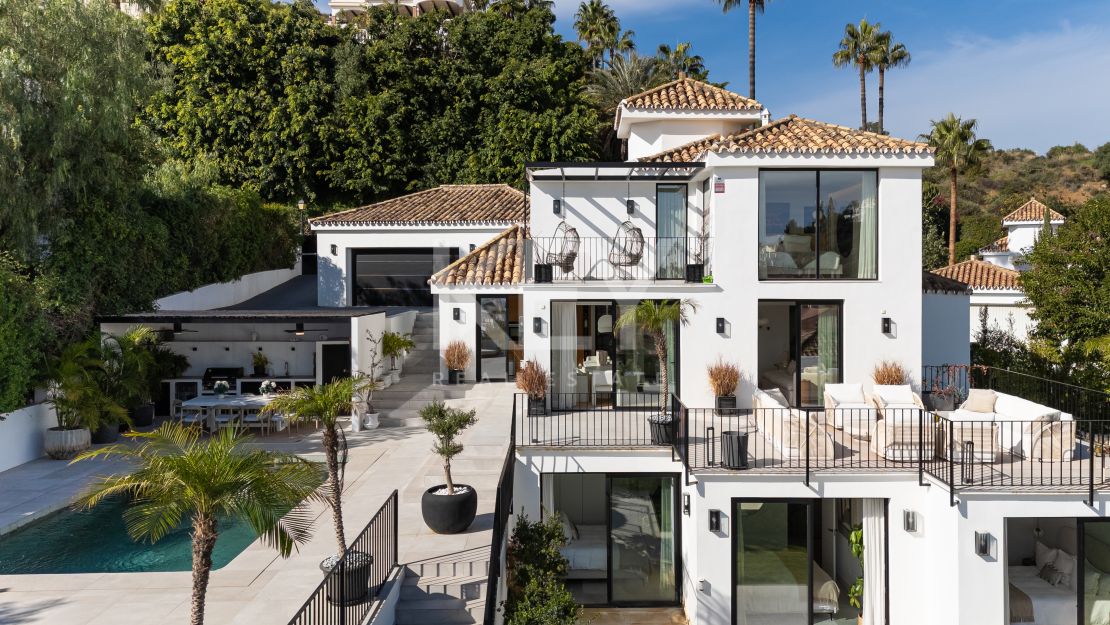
{"left": 364, "top": 330, "right": 391, "bottom": 389}
{"left": 444, "top": 340, "right": 471, "bottom": 385}
{"left": 686, "top": 227, "right": 710, "bottom": 283}
{"left": 516, "top": 359, "right": 548, "bottom": 416}
{"left": 872, "top": 360, "right": 908, "bottom": 385}
{"left": 927, "top": 382, "right": 964, "bottom": 411}
{"left": 259, "top": 380, "right": 278, "bottom": 396}
{"left": 708, "top": 358, "right": 741, "bottom": 412}
{"left": 849, "top": 524, "right": 864, "bottom": 625}
{"left": 94, "top": 327, "right": 156, "bottom": 437}
{"left": 213, "top": 380, "right": 230, "bottom": 398}
{"left": 143, "top": 340, "right": 188, "bottom": 426}
{"left": 351, "top": 373, "right": 382, "bottom": 431}
{"left": 614, "top": 299, "right": 698, "bottom": 445}
{"left": 44, "top": 339, "right": 118, "bottom": 458}
{"left": 251, "top": 350, "right": 270, "bottom": 377}
{"left": 419, "top": 400, "right": 478, "bottom": 534}
{"left": 382, "top": 331, "right": 416, "bottom": 384}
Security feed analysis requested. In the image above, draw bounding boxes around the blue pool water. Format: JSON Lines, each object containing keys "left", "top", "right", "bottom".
{"left": 0, "top": 498, "right": 260, "bottom": 574}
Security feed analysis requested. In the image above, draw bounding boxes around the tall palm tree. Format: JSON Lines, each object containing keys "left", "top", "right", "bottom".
{"left": 574, "top": 0, "right": 617, "bottom": 68}
{"left": 714, "top": 0, "right": 767, "bottom": 99}
{"left": 586, "top": 52, "right": 665, "bottom": 115}
{"left": 73, "top": 424, "right": 320, "bottom": 625}
{"left": 612, "top": 28, "right": 636, "bottom": 63}
{"left": 874, "top": 31, "right": 910, "bottom": 134}
{"left": 656, "top": 42, "right": 707, "bottom": 80}
{"left": 614, "top": 300, "right": 698, "bottom": 415}
{"left": 265, "top": 378, "right": 358, "bottom": 557}
{"left": 920, "top": 114, "right": 994, "bottom": 266}
{"left": 833, "top": 18, "right": 882, "bottom": 130}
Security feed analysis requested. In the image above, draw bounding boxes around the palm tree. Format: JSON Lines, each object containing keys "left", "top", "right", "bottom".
{"left": 73, "top": 424, "right": 320, "bottom": 625}
{"left": 920, "top": 114, "right": 994, "bottom": 265}
{"left": 714, "top": 0, "right": 767, "bottom": 100}
{"left": 614, "top": 300, "right": 698, "bottom": 415}
{"left": 874, "top": 31, "right": 910, "bottom": 134}
{"left": 833, "top": 18, "right": 882, "bottom": 130}
{"left": 612, "top": 28, "right": 636, "bottom": 63}
{"left": 656, "top": 42, "right": 707, "bottom": 80}
{"left": 586, "top": 52, "right": 665, "bottom": 115}
{"left": 265, "top": 378, "right": 358, "bottom": 556}
{"left": 574, "top": 0, "right": 617, "bottom": 68}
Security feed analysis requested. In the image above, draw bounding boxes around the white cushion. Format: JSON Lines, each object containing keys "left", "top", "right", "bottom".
{"left": 1053, "top": 550, "right": 1076, "bottom": 589}
{"left": 835, "top": 402, "right": 873, "bottom": 411}
{"left": 825, "top": 383, "right": 865, "bottom": 405}
{"left": 874, "top": 384, "right": 916, "bottom": 406}
{"left": 994, "top": 393, "right": 1059, "bottom": 422}
{"left": 962, "top": 388, "right": 997, "bottom": 413}
{"left": 1086, "top": 560, "right": 1101, "bottom": 594}
{"left": 882, "top": 402, "right": 919, "bottom": 410}
{"left": 1036, "top": 540, "right": 1058, "bottom": 569}
{"left": 951, "top": 408, "right": 996, "bottom": 422}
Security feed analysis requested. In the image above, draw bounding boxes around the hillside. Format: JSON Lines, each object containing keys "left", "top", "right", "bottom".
{"left": 922, "top": 142, "right": 1110, "bottom": 268}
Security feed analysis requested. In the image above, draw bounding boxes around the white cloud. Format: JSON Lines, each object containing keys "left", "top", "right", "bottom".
{"left": 776, "top": 24, "right": 1110, "bottom": 153}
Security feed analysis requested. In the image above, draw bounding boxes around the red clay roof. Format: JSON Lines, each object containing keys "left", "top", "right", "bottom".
{"left": 311, "top": 184, "right": 525, "bottom": 227}
{"left": 980, "top": 236, "right": 1009, "bottom": 254}
{"left": 1002, "top": 197, "right": 1065, "bottom": 224}
{"left": 429, "top": 225, "right": 528, "bottom": 287}
{"left": 621, "top": 76, "right": 762, "bottom": 113}
{"left": 932, "top": 258, "right": 1022, "bottom": 291}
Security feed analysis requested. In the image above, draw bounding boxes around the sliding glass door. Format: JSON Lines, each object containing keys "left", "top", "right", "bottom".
{"left": 798, "top": 303, "right": 841, "bottom": 406}
{"left": 477, "top": 295, "right": 519, "bottom": 382}
{"left": 756, "top": 301, "right": 842, "bottom": 407}
{"left": 733, "top": 500, "right": 814, "bottom": 625}
{"left": 1081, "top": 519, "right": 1110, "bottom": 625}
{"left": 609, "top": 476, "right": 678, "bottom": 604}
{"left": 656, "top": 184, "right": 687, "bottom": 280}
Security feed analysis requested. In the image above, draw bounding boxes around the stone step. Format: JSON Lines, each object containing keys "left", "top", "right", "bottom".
{"left": 400, "top": 573, "right": 488, "bottom": 602}
{"left": 394, "top": 599, "right": 483, "bottom": 625}
{"left": 406, "top": 557, "right": 488, "bottom": 579}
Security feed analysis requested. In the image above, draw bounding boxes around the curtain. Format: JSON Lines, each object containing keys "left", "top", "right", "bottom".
{"left": 541, "top": 474, "right": 555, "bottom": 518}
{"left": 658, "top": 478, "right": 675, "bottom": 589}
{"left": 817, "top": 306, "right": 839, "bottom": 395}
{"left": 552, "top": 302, "right": 577, "bottom": 409}
{"left": 857, "top": 173, "right": 878, "bottom": 279}
{"left": 657, "top": 185, "right": 686, "bottom": 279}
{"left": 861, "top": 499, "right": 886, "bottom": 625}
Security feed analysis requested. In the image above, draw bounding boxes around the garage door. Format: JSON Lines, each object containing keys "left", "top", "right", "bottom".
{"left": 352, "top": 248, "right": 441, "bottom": 306}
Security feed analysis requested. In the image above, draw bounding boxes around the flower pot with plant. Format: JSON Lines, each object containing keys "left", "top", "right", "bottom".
{"left": 259, "top": 380, "right": 277, "bottom": 396}
{"left": 708, "top": 357, "right": 741, "bottom": 413}
{"left": 444, "top": 341, "right": 472, "bottom": 385}
{"left": 516, "top": 359, "right": 548, "bottom": 416}
{"left": 213, "top": 380, "right": 230, "bottom": 398}
{"left": 352, "top": 373, "right": 382, "bottom": 431}
{"left": 252, "top": 350, "right": 270, "bottom": 377}
{"left": 420, "top": 400, "right": 479, "bottom": 534}
{"left": 382, "top": 331, "right": 416, "bottom": 384}
{"left": 614, "top": 299, "right": 698, "bottom": 444}
{"left": 45, "top": 339, "right": 125, "bottom": 458}
{"left": 872, "top": 360, "right": 908, "bottom": 385}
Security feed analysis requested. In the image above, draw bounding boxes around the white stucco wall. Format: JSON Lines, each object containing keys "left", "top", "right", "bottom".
{"left": 351, "top": 312, "right": 386, "bottom": 379}
{"left": 0, "top": 403, "right": 58, "bottom": 473}
{"left": 314, "top": 226, "right": 509, "bottom": 307}
{"left": 438, "top": 292, "right": 479, "bottom": 383}
{"left": 969, "top": 291, "right": 1034, "bottom": 342}
{"left": 154, "top": 262, "right": 301, "bottom": 310}
{"left": 923, "top": 291, "right": 971, "bottom": 367}
{"left": 625, "top": 118, "right": 756, "bottom": 161}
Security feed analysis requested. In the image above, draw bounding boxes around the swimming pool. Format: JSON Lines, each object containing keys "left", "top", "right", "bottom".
{"left": 0, "top": 498, "right": 259, "bottom": 574}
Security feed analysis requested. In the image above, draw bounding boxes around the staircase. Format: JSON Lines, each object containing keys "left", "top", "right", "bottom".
{"left": 395, "top": 548, "right": 489, "bottom": 625}
{"left": 375, "top": 310, "right": 465, "bottom": 427}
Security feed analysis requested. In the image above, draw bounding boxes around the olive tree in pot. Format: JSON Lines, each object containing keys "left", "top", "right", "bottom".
{"left": 516, "top": 359, "right": 549, "bottom": 416}
{"left": 382, "top": 331, "right": 415, "bottom": 384}
{"left": 44, "top": 340, "right": 122, "bottom": 458}
{"left": 614, "top": 299, "right": 698, "bottom": 445}
{"left": 444, "top": 340, "right": 471, "bottom": 385}
{"left": 420, "top": 400, "right": 478, "bottom": 534}
{"left": 708, "top": 358, "right": 741, "bottom": 412}
{"left": 265, "top": 378, "right": 375, "bottom": 604}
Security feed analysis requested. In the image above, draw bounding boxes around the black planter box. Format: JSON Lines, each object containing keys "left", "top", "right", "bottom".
{"left": 685, "top": 263, "right": 704, "bottom": 283}
{"left": 320, "top": 552, "right": 374, "bottom": 606}
{"left": 447, "top": 370, "right": 464, "bottom": 385}
{"left": 721, "top": 430, "right": 749, "bottom": 469}
{"left": 130, "top": 403, "right": 155, "bottom": 427}
{"left": 649, "top": 419, "right": 674, "bottom": 445}
{"left": 528, "top": 396, "right": 547, "bottom": 416}
{"left": 421, "top": 484, "right": 478, "bottom": 534}
{"left": 715, "top": 395, "right": 738, "bottom": 412}
{"left": 534, "top": 263, "right": 554, "bottom": 283}
{"left": 91, "top": 422, "right": 121, "bottom": 444}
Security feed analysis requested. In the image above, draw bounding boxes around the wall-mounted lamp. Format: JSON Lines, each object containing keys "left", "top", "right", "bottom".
{"left": 470, "top": 243, "right": 476, "bottom": 252}
{"left": 453, "top": 308, "right": 461, "bottom": 321}
{"left": 697, "top": 579, "right": 708, "bottom": 594}
{"left": 330, "top": 244, "right": 338, "bottom": 256}
{"left": 297, "top": 198, "right": 306, "bottom": 212}
{"left": 975, "top": 531, "right": 992, "bottom": 556}
{"left": 533, "top": 317, "right": 543, "bottom": 334}
{"left": 716, "top": 317, "right": 726, "bottom": 334}
{"left": 553, "top": 199, "right": 561, "bottom": 215}
{"left": 293, "top": 322, "right": 305, "bottom": 336}
{"left": 683, "top": 494, "right": 691, "bottom": 516}
{"left": 903, "top": 509, "right": 918, "bottom": 533}
{"left": 881, "top": 317, "right": 893, "bottom": 334}
{"left": 626, "top": 199, "right": 636, "bottom": 215}
{"left": 708, "top": 509, "right": 721, "bottom": 532}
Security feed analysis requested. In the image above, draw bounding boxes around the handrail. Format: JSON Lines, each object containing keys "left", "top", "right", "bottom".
{"left": 483, "top": 404, "right": 516, "bottom": 625}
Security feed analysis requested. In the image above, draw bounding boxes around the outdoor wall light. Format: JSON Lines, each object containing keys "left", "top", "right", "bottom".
{"left": 330, "top": 244, "right": 338, "bottom": 256}
{"left": 626, "top": 199, "right": 636, "bottom": 215}
{"left": 553, "top": 199, "right": 561, "bottom": 215}
{"left": 453, "top": 308, "right": 461, "bottom": 321}
{"left": 716, "top": 317, "right": 726, "bottom": 334}
{"left": 470, "top": 243, "right": 476, "bottom": 251}
{"left": 975, "top": 531, "right": 992, "bottom": 556}
{"left": 683, "top": 494, "right": 691, "bottom": 516}
{"left": 708, "top": 509, "right": 721, "bottom": 532}
{"left": 533, "top": 317, "right": 543, "bottom": 334}
{"left": 903, "top": 509, "right": 918, "bottom": 533}
{"left": 881, "top": 317, "right": 893, "bottom": 334}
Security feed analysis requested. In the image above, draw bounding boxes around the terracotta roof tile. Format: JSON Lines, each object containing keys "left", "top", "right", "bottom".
{"left": 639, "top": 115, "right": 931, "bottom": 162}
{"left": 922, "top": 271, "right": 972, "bottom": 295}
{"left": 622, "top": 77, "right": 762, "bottom": 113}
{"left": 430, "top": 225, "right": 528, "bottom": 287}
{"left": 932, "top": 258, "right": 1022, "bottom": 291}
{"left": 980, "top": 236, "right": 1009, "bottom": 253}
{"left": 1002, "top": 197, "right": 1065, "bottom": 224}
{"left": 311, "top": 184, "right": 525, "bottom": 227}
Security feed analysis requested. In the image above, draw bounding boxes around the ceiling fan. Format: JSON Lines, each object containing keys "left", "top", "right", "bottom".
{"left": 284, "top": 322, "right": 328, "bottom": 336}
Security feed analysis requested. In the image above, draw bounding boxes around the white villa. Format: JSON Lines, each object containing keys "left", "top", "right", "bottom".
{"left": 94, "top": 77, "right": 1110, "bottom": 625}
{"left": 328, "top": 0, "right": 469, "bottom": 24}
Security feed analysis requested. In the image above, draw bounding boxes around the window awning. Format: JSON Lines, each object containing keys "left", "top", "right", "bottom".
{"left": 525, "top": 161, "right": 705, "bottom": 182}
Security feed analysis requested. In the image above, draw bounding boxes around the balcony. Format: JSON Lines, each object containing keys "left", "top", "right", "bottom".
{"left": 529, "top": 236, "right": 712, "bottom": 283}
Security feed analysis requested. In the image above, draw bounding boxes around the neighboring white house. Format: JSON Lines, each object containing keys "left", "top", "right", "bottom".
{"left": 328, "top": 0, "right": 468, "bottom": 23}
{"left": 979, "top": 197, "right": 1065, "bottom": 271}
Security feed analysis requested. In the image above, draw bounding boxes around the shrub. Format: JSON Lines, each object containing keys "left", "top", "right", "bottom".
{"left": 444, "top": 340, "right": 472, "bottom": 372}
{"left": 503, "top": 513, "right": 579, "bottom": 625}
{"left": 0, "top": 254, "right": 48, "bottom": 414}
{"left": 515, "top": 359, "right": 548, "bottom": 398}
{"left": 707, "top": 358, "right": 741, "bottom": 397}
{"left": 420, "top": 400, "right": 477, "bottom": 493}
{"left": 872, "top": 360, "right": 909, "bottom": 385}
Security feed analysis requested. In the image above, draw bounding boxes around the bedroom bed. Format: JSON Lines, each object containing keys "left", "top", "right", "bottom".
{"left": 1008, "top": 526, "right": 1110, "bottom": 625}
{"left": 561, "top": 524, "right": 607, "bottom": 578}
{"left": 735, "top": 548, "right": 841, "bottom": 623}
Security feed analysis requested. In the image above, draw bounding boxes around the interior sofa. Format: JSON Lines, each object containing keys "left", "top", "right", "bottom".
{"left": 950, "top": 389, "right": 1076, "bottom": 461}
{"left": 753, "top": 388, "right": 836, "bottom": 461}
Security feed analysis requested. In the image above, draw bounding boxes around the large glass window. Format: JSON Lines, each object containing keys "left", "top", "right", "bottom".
{"left": 734, "top": 500, "right": 813, "bottom": 624}
{"left": 656, "top": 184, "right": 688, "bottom": 280}
{"left": 759, "top": 171, "right": 878, "bottom": 280}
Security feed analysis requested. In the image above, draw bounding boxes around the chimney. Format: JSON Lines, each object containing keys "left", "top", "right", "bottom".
{"left": 677, "top": 71, "right": 686, "bottom": 80}
{"left": 968, "top": 254, "right": 979, "bottom": 261}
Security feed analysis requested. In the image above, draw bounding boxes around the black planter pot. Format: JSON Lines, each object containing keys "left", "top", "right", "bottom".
{"left": 91, "top": 422, "right": 121, "bottom": 444}
{"left": 649, "top": 419, "right": 674, "bottom": 445}
{"left": 528, "top": 396, "right": 547, "bottom": 416}
{"left": 421, "top": 484, "right": 478, "bottom": 534}
{"left": 319, "top": 551, "right": 374, "bottom": 606}
{"left": 534, "top": 263, "right": 554, "bottom": 283}
{"left": 130, "top": 403, "right": 155, "bottom": 427}
{"left": 925, "top": 393, "right": 957, "bottom": 412}
{"left": 715, "top": 395, "right": 738, "bottom": 412}
{"left": 447, "top": 369, "right": 464, "bottom": 385}
{"left": 685, "top": 263, "right": 704, "bottom": 283}
{"left": 721, "top": 430, "right": 749, "bottom": 469}
{"left": 253, "top": 365, "right": 267, "bottom": 377}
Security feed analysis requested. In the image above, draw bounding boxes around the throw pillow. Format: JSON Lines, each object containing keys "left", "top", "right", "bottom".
{"left": 1038, "top": 563, "right": 1064, "bottom": 586}
{"left": 1099, "top": 573, "right": 1110, "bottom": 597}
{"left": 1053, "top": 550, "right": 1076, "bottom": 589}
{"left": 1086, "top": 560, "right": 1102, "bottom": 594}
{"left": 558, "top": 511, "right": 577, "bottom": 543}
{"left": 1035, "top": 541, "right": 1057, "bottom": 570}
{"left": 963, "top": 389, "right": 997, "bottom": 413}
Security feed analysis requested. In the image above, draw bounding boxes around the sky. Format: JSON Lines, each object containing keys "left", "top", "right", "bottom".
{"left": 540, "top": 0, "right": 1110, "bottom": 153}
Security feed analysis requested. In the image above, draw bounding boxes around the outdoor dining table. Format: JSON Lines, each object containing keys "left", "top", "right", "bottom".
{"left": 179, "top": 394, "right": 279, "bottom": 432}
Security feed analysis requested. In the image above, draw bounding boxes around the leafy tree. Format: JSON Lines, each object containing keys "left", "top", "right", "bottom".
{"left": 419, "top": 400, "right": 478, "bottom": 493}
{"left": 713, "top": 0, "right": 769, "bottom": 100}
{"left": 503, "top": 513, "right": 580, "bottom": 625}
{"left": 74, "top": 424, "right": 321, "bottom": 625}
{"left": 1094, "top": 142, "right": 1110, "bottom": 184}
{"left": 832, "top": 18, "right": 882, "bottom": 130}
{"left": 1022, "top": 194, "right": 1110, "bottom": 387}
{"left": 920, "top": 114, "right": 993, "bottom": 266}
{"left": 0, "top": 255, "right": 48, "bottom": 413}
{"left": 873, "top": 31, "right": 910, "bottom": 135}
{"left": 656, "top": 42, "right": 708, "bottom": 81}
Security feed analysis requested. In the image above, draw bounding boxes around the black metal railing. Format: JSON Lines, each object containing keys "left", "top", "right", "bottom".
{"left": 922, "top": 365, "right": 1110, "bottom": 421}
{"left": 287, "top": 490, "right": 399, "bottom": 625}
{"left": 530, "top": 236, "right": 711, "bottom": 282}
{"left": 483, "top": 411, "right": 516, "bottom": 625}
{"left": 513, "top": 392, "right": 672, "bottom": 447}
